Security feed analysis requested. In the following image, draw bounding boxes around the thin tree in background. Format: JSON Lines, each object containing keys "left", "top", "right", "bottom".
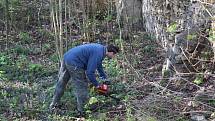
{"left": 59, "top": 0, "right": 63, "bottom": 58}
{"left": 80, "top": 0, "right": 87, "bottom": 40}
{"left": 5, "top": 0, "right": 9, "bottom": 49}
{"left": 50, "top": 0, "right": 59, "bottom": 61}
{"left": 50, "top": 0, "right": 64, "bottom": 61}
{"left": 64, "top": 0, "right": 68, "bottom": 51}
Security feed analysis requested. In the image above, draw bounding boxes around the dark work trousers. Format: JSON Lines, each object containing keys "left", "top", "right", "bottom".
{"left": 50, "top": 60, "right": 89, "bottom": 113}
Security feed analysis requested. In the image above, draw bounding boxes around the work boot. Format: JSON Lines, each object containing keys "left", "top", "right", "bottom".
{"left": 49, "top": 102, "right": 55, "bottom": 110}
{"left": 49, "top": 102, "right": 61, "bottom": 112}
{"left": 76, "top": 111, "right": 86, "bottom": 118}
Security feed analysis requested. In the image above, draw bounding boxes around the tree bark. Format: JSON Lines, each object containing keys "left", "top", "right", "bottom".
{"left": 5, "top": 0, "right": 9, "bottom": 49}
{"left": 64, "top": 0, "right": 68, "bottom": 51}
{"left": 116, "top": 0, "right": 214, "bottom": 77}
{"left": 59, "top": 0, "right": 63, "bottom": 59}
{"left": 50, "top": 0, "right": 60, "bottom": 61}
{"left": 116, "top": 0, "right": 143, "bottom": 29}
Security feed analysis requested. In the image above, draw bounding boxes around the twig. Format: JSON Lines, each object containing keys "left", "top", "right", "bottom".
{"left": 176, "top": 72, "right": 215, "bottom": 76}
{"left": 196, "top": 100, "right": 215, "bottom": 110}
{"left": 180, "top": 47, "right": 199, "bottom": 72}
{"left": 106, "top": 109, "right": 126, "bottom": 113}
{"left": 124, "top": 55, "right": 183, "bottom": 95}
{"left": 181, "top": 110, "right": 213, "bottom": 114}
{"left": 180, "top": 77, "right": 202, "bottom": 88}
{"left": 197, "top": 0, "right": 213, "bottom": 17}
{"left": 161, "top": 78, "right": 172, "bottom": 94}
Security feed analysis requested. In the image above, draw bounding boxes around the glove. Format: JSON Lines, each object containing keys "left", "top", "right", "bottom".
{"left": 96, "top": 84, "right": 108, "bottom": 94}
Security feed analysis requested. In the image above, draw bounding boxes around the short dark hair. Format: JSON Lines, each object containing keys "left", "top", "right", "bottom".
{"left": 107, "top": 44, "right": 120, "bottom": 54}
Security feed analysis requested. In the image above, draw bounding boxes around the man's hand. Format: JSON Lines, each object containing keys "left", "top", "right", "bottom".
{"left": 96, "top": 84, "right": 108, "bottom": 94}
{"left": 100, "top": 78, "right": 111, "bottom": 85}
{"left": 103, "top": 79, "right": 111, "bottom": 85}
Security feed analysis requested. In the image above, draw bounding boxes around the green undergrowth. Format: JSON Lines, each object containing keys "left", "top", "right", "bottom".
{"left": 0, "top": 46, "right": 131, "bottom": 120}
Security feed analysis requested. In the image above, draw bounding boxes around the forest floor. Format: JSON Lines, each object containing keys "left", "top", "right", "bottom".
{"left": 0, "top": 29, "right": 166, "bottom": 121}
{"left": 0, "top": 21, "right": 215, "bottom": 121}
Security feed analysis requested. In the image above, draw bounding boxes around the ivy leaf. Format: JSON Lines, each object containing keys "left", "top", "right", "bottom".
{"left": 211, "top": 112, "right": 215, "bottom": 118}
{"left": 187, "top": 34, "right": 197, "bottom": 41}
{"left": 89, "top": 97, "right": 98, "bottom": 105}
{"left": 209, "top": 34, "right": 215, "bottom": 42}
{"left": 167, "top": 22, "right": 178, "bottom": 33}
{"left": 193, "top": 75, "right": 204, "bottom": 85}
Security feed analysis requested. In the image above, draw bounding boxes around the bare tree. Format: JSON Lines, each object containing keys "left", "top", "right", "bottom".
{"left": 50, "top": 0, "right": 64, "bottom": 60}
{"left": 59, "top": 0, "right": 63, "bottom": 58}
{"left": 5, "top": 0, "right": 9, "bottom": 49}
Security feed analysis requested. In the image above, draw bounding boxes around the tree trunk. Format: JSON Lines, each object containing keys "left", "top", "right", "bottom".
{"left": 116, "top": 0, "right": 214, "bottom": 77}
{"left": 64, "top": 0, "right": 68, "bottom": 51}
{"left": 79, "top": 0, "right": 87, "bottom": 38}
{"left": 5, "top": 0, "right": 9, "bottom": 49}
{"left": 50, "top": 0, "right": 60, "bottom": 61}
{"left": 59, "top": 0, "right": 63, "bottom": 59}
{"left": 115, "top": 0, "right": 143, "bottom": 30}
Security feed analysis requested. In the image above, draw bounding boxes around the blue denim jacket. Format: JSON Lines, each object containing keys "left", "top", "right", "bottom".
{"left": 64, "top": 43, "right": 107, "bottom": 87}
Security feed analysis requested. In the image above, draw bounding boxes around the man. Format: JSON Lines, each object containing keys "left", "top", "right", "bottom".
{"left": 50, "top": 43, "right": 119, "bottom": 116}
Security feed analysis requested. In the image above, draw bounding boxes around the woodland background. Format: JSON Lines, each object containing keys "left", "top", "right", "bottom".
{"left": 0, "top": 0, "right": 215, "bottom": 121}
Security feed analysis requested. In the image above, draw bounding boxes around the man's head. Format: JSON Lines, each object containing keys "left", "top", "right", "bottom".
{"left": 106, "top": 44, "right": 120, "bottom": 59}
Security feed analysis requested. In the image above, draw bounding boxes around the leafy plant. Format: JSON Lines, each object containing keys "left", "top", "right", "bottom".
{"left": 193, "top": 74, "right": 204, "bottom": 85}
{"left": 16, "top": 55, "right": 28, "bottom": 68}
{"left": 13, "top": 45, "right": 30, "bottom": 55}
{"left": 28, "top": 63, "right": 43, "bottom": 73}
{"left": 208, "top": 30, "right": 215, "bottom": 41}
{"left": 88, "top": 97, "right": 99, "bottom": 105}
{"left": 0, "top": 114, "right": 7, "bottom": 121}
{"left": 105, "top": 15, "right": 113, "bottom": 21}
{"left": 37, "top": 28, "right": 54, "bottom": 40}
{"left": 187, "top": 34, "right": 197, "bottom": 41}
{"left": 50, "top": 54, "right": 59, "bottom": 63}
{"left": 208, "top": 99, "right": 215, "bottom": 106}
{"left": 103, "top": 58, "right": 122, "bottom": 77}
{"left": 143, "top": 34, "right": 155, "bottom": 41}
{"left": 147, "top": 117, "right": 157, "bottom": 121}
{"left": 0, "top": 1, "right": 4, "bottom": 9}
{"left": 167, "top": 22, "right": 178, "bottom": 33}
{"left": 0, "top": 70, "right": 7, "bottom": 80}
{"left": 19, "top": 32, "right": 32, "bottom": 44}
{"left": 0, "top": 54, "right": 9, "bottom": 65}
{"left": 201, "top": 52, "right": 211, "bottom": 60}
{"left": 10, "top": 0, "right": 21, "bottom": 8}
{"left": 114, "top": 38, "right": 123, "bottom": 46}
{"left": 211, "top": 112, "right": 215, "bottom": 118}
{"left": 126, "top": 107, "right": 135, "bottom": 121}
{"left": 143, "top": 45, "right": 155, "bottom": 53}
{"left": 174, "top": 96, "right": 182, "bottom": 102}
{"left": 43, "top": 43, "right": 51, "bottom": 50}
{"left": 124, "top": 95, "right": 135, "bottom": 121}
{"left": 9, "top": 97, "right": 19, "bottom": 108}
